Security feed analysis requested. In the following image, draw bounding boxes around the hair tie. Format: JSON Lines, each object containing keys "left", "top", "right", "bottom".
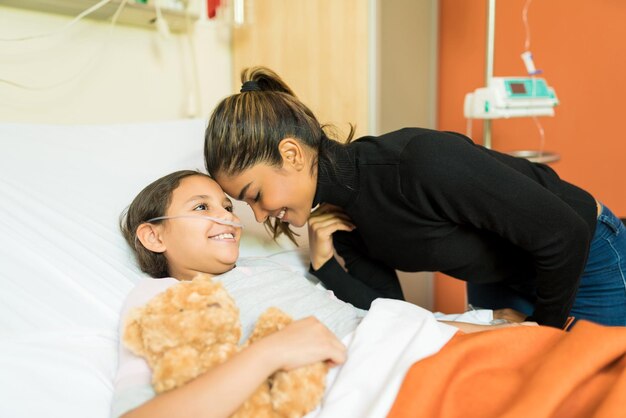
{"left": 240, "top": 80, "right": 261, "bottom": 93}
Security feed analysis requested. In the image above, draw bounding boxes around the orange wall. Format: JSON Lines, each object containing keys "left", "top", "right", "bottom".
{"left": 434, "top": 0, "right": 626, "bottom": 313}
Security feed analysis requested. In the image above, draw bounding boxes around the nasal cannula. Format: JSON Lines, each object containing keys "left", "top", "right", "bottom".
{"left": 145, "top": 215, "right": 244, "bottom": 228}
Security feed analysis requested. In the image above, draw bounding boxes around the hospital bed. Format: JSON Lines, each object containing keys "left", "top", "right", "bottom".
{"left": 1, "top": 119, "right": 624, "bottom": 418}
{"left": 0, "top": 119, "right": 304, "bottom": 417}
{"left": 0, "top": 119, "right": 447, "bottom": 417}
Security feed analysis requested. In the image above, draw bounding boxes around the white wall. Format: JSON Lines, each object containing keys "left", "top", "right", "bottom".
{"left": 0, "top": 5, "right": 232, "bottom": 123}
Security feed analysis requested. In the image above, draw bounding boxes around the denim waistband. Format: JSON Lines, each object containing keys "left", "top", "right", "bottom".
{"left": 596, "top": 202, "right": 623, "bottom": 235}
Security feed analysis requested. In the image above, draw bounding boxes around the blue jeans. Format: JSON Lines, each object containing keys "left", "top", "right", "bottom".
{"left": 467, "top": 203, "right": 626, "bottom": 326}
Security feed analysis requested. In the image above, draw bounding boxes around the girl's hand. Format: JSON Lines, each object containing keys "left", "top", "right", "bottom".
{"left": 308, "top": 203, "right": 355, "bottom": 270}
{"left": 260, "top": 316, "right": 347, "bottom": 371}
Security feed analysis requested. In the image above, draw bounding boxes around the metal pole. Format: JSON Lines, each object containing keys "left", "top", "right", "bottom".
{"left": 483, "top": 0, "right": 496, "bottom": 149}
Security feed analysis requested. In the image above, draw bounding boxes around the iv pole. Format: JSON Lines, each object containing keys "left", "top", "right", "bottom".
{"left": 481, "top": 0, "right": 559, "bottom": 162}
{"left": 483, "top": 0, "right": 496, "bottom": 149}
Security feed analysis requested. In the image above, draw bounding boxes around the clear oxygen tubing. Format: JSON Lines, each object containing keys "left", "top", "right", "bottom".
{"left": 145, "top": 215, "right": 245, "bottom": 229}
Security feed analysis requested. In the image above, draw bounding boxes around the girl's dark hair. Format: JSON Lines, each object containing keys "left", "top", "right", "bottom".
{"left": 204, "top": 66, "right": 354, "bottom": 242}
{"left": 119, "top": 170, "right": 208, "bottom": 278}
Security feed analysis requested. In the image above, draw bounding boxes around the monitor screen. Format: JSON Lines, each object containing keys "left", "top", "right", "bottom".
{"left": 510, "top": 82, "right": 527, "bottom": 94}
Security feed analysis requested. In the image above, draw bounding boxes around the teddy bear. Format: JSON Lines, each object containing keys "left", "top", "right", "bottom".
{"left": 122, "top": 274, "right": 328, "bottom": 418}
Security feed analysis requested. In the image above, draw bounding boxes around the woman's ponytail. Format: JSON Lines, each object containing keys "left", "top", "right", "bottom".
{"left": 241, "top": 66, "right": 296, "bottom": 96}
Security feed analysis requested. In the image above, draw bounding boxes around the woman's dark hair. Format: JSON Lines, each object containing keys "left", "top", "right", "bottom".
{"left": 119, "top": 170, "right": 208, "bottom": 278}
{"left": 204, "top": 66, "right": 354, "bottom": 242}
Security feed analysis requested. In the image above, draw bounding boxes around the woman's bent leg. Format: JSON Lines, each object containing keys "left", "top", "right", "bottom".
{"left": 570, "top": 204, "right": 626, "bottom": 326}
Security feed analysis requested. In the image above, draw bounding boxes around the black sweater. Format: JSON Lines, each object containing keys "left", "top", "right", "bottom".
{"left": 310, "top": 128, "right": 597, "bottom": 328}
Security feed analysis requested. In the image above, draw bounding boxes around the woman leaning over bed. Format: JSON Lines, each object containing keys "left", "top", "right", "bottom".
{"left": 204, "top": 66, "right": 626, "bottom": 329}
{"left": 112, "top": 170, "right": 531, "bottom": 418}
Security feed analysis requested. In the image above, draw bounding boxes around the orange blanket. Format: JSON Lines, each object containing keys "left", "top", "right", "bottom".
{"left": 387, "top": 321, "right": 626, "bottom": 418}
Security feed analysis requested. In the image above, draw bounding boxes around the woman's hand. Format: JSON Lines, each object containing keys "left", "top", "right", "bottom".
{"left": 260, "top": 316, "right": 347, "bottom": 370}
{"left": 493, "top": 308, "right": 528, "bottom": 323}
{"left": 308, "top": 203, "right": 355, "bottom": 270}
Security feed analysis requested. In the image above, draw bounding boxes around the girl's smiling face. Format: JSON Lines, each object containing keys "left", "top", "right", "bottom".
{"left": 156, "top": 175, "right": 242, "bottom": 280}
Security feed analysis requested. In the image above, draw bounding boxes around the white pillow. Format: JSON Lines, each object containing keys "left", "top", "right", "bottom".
{"left": 0, "top": 120, "right": 307, "bottom": 418}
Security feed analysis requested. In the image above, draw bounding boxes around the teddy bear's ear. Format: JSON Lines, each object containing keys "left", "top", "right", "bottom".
{"left": 122, "top": 307, "right": 146, "bottom": 356}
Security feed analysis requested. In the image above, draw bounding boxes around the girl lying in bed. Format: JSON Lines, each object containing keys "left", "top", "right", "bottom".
{"left": 112, "top": 170, "right": 534, "bottom": 418}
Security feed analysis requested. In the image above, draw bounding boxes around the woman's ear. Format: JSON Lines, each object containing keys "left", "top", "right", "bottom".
{"left": 278, "top": 138, "right": 306, "bottom": 171}
{"left": 135, "top": 223, "right": 166, "bottom": 253}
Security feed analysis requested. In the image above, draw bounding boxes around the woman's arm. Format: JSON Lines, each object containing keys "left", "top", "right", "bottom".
{"left": 308, "top": 204, "right": 404, "bottom": 309}
{"left": 439, "top": 319, "right": 538, "bottom": 334}
{"left": 122, "top": 317, "right": 345, "bottom": 418}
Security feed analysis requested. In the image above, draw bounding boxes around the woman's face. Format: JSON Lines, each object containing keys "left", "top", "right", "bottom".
{"left": 215, "top": 140, "right": 317, "bottom": 228}
{"left": 158, "top": 175, "right": 242, "bottom": 280}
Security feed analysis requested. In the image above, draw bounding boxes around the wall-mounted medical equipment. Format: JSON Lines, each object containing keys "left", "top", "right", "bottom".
{"left": 1, "top": 0, "right": 198, "bottom": 33}
{"left": 464, "top": 76, "right": 559, "bottom": 119}
{"left": 465, "top": 0, "right": 559, "bottom": 165}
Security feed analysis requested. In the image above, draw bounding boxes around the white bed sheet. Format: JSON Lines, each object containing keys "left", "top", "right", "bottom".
{"left": 307, "top": 299, "right": 459, "bottom": 418}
